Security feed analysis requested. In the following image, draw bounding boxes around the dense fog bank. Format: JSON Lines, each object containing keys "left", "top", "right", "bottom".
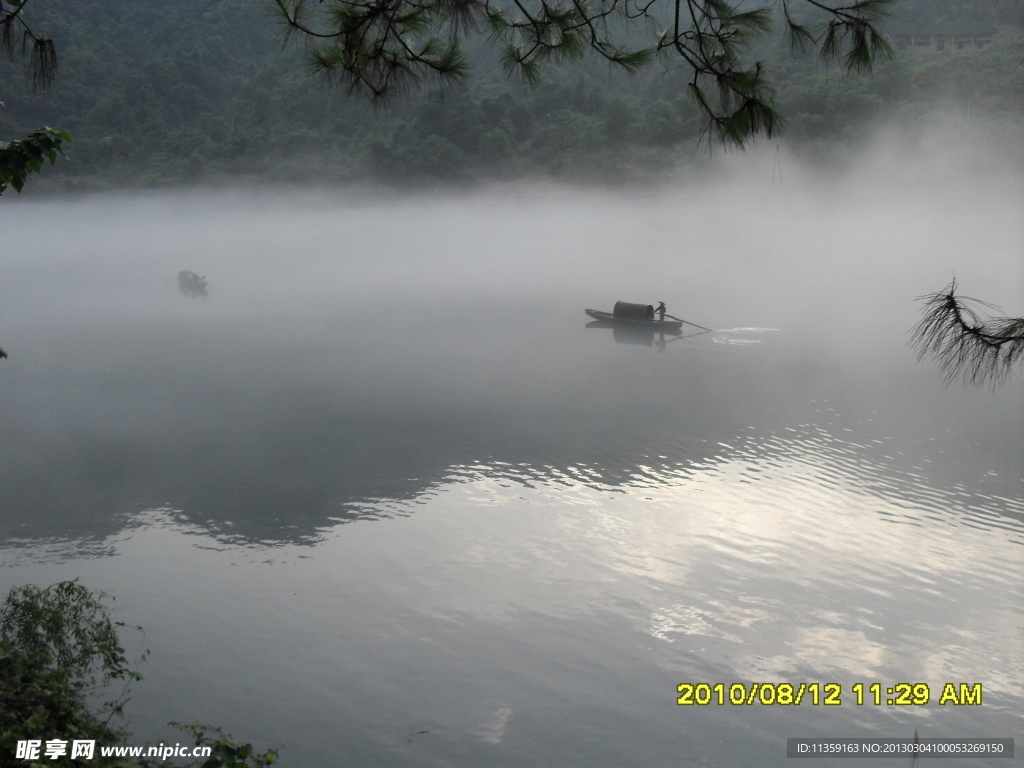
{"left": 1, "top": 115, "right": 1021, "bottom": 548}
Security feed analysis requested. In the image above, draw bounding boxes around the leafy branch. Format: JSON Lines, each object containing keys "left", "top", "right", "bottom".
{"left": 159, "top": 724, "right": 279, "bottom": 768}
{"left": 0, "top": 581, "right": 146, "bottom": 766}
{"left": 2, "top": 1, "right": 71, "bottom": 193}
{"left": 1, "top": 583, "right": 280, "bottom": 768}
{"left": 0, "top": 127, "right": 72, "bottom": 194}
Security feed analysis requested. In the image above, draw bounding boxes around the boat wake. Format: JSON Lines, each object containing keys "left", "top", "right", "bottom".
{"left": 712, "top": 327, "right": 778, "bottom": 346}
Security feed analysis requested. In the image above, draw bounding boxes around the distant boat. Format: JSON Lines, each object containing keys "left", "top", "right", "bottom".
{"left": 585, "top": 301, "right": 683, "bottom": 330}
{"left": 178, "top": 270, "right": 208, "bottom": 298}
{"left": 0, "top": 347, "right": 6, "bottom": 359}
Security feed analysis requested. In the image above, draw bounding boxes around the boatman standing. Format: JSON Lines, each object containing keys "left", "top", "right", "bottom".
{"left": 655, "top": 302, "right": 667, "bottom": 321}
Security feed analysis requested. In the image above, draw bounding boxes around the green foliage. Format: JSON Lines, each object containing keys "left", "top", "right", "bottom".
{"left": 0, "top": 581, "right": 141, "bottom": 768}
{"left": 1, "top": 0, "right": 69, "bottom": 196}
{"left": 0, "top": 0, "right": 1020, "bottom": 188}
{"left": 160, "top": 724, "right": 278, "bottom": 768}
{"left": 0, "top": 126, "right": 70, "bottom": 193}
{"left": 274, "top": 0, "right": 470, "bottom": 100}
{"left": 0, "top": 583, "right": 280, "bottom": 768}
{"left": 276, "top": 0, "right": 898, "bottom": 146}
{"left": 814, "top": 0, "right": 894, "bottom": 73}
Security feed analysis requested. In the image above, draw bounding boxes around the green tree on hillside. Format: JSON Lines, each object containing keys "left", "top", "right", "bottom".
{"left": 273, "top": 0, "right": 895, "bottom": 146}
{"left": 0, "top": 0, "right": 71, "bottom": 194}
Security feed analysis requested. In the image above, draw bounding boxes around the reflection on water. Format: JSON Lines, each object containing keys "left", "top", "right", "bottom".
{"left": 1, "top": 416, "right": 1020, "bottom": 766}
{"left": 584, "top": 319, "right": 684, "bottom": 347}
{"left": 0, "top": 310, "right": 832, "bottom": 546}
{"left": 0, "top": 178, "right": 1021, "bottom": 767}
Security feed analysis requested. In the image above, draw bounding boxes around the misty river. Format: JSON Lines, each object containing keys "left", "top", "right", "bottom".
{"left": 1, "top": 133, "right": 1022, "bottom": 766}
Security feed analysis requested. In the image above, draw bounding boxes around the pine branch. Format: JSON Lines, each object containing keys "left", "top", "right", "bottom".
{"left": 1, "top": 0, "right": 59, "bottom": 89}
{"left": 910, "top": 281, "right": 1024, "bottom": 387}
{"left": 271, "top": 0, "right": 896, "bottom": 146}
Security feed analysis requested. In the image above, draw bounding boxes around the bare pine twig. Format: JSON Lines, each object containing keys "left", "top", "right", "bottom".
{"left": 1, "top": 0, "right": 60, "bottom": 90}
{"left": 910, "top": 281, "right": 1024, "bottom": 386}
{"left": 1, "top": 2, "right": 70, "bottom": 193}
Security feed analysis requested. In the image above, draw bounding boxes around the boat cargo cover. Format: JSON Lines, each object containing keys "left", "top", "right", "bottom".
{"left": 613, "top": 301, "right": 654, "bottom": 320}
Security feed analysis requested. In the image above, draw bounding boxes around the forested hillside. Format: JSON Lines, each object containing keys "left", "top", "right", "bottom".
{"left": 1, "top": 0, "right": 1021, "bottom": 190}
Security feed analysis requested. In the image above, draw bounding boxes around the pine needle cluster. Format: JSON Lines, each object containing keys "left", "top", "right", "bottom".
{"left": 911, "top": 281, "right": 1024, "bottom": 386}
{"left": 273, "top": 0, "right": 895, "bottom": 147}
{"left": 1, "top": 0, "right": 59, "bottom": 90}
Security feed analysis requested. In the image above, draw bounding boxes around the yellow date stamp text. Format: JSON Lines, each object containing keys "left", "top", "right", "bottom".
{"left": 675, "top": 682, "right": 983, "bottom": 706}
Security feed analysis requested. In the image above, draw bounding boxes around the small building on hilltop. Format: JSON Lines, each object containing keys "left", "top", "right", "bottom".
{"left": 888, "top": 21, "right": 997, "bottom": 53}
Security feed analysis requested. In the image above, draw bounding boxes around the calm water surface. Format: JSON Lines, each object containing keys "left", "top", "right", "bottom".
{"left": 1, "top": 164, "right": 1022, "bottom": 766}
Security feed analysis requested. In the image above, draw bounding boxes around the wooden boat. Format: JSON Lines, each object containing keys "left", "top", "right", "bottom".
{"left": 585, "top": 301, "right": 683, "bottom": 330}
